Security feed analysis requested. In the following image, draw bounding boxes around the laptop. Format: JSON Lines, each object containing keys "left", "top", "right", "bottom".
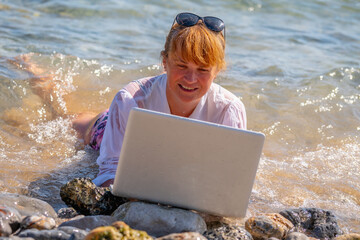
{"left": 112, "top": 107, "right": 265, "bottom": 217}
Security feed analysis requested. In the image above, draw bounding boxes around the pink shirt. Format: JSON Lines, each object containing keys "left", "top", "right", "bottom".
{"left": 92, "top": 74, "right": 247, "bottom": 186}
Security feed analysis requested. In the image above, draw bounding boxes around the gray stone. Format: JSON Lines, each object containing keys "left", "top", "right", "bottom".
{"left": 279, "top": 208, "right": 342, "bottom": 239}
{"left": 204, "top": 222, "right": 253, "bottom": 240}
{"left": 0, "top": 205, "right": 21, "bottom": 233}
{"left": 58, "top": 226, "right": 89, "bottom": 240}
{"left": 285, "top": 232, "right": 309, "bottom": 240}
{"left": 112, "top": 202, "right": 207, "bottom": 238}
{"left": 0, "top": 237, "right": 34, "bottom": 240}
{"left": 18, "top": 228, "right": 71, "bottom": 240}
{"left": 57, "top": 208, "right": 79, "bottom": 219}
{"left": 57, "top": 226, "right": 89, "bottom": 235}
{"left": 0, "top": 219, "right": 12, "bottom": 237}
{"left": 0, "top": 193, "right": 57, "bottom": 218}
{"left": 156, "top": 232, "right": 207, "bottom": 240}
{"left": 58, "top": 215, "right": 116, "bottom": 231}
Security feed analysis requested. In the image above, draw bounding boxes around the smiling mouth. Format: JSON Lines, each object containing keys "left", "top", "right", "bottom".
{"left": 179, "top": 84, "right": 198, "bottom": 92}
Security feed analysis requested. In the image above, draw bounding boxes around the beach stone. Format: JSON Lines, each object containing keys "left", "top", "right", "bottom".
{"left": 57, "top": 207, "right": 79, "bottom": 219}
{"left": 0, "top": 237, "right": 34, "bottom": 240}
{"left": 0, "top": 205, "right": 21, "bottom": 233}
{"left": 285, "top": 232, "right": 309, "bottom": 240}
{"left": 92, "top": 190, "right": 129, "bottom": 215}
{"left": 18, "top": 228, "right": 71, "bottom": 240}
{"left": 60, "top": 177, "right": 128, "bottom": 215}
{"left": 21, "top": 215, "right": 56, "bottom": 230}
{"left": 84, "top": 221, "right": 153, "bottom": 240}
{"left": 57, "top": 226, "right": 89, "bottom": 240}
{"left": 156, "top": 232, "right": 206, "bottom": 240}
{"left": 60, "top": 177, "right": 106, "bottom": 215}
{"left": 0, "top": 193, "right": 57, "bottom": 218}
{"left": 245, "top": 213, "right": 294, "bottom": 240}
{"left": 334, "top": 233, "right": 360, "bottom": 240}
{"left": 279, "top": 208, "right": 342, "bottom": 239}
{"left": 112, "top": 202, "right": 207, "bottom": 237}
{"left": 58, "top": 215, "right": 116, "bottom": 231}
{"left": 204, "top": 222, "right": 253, "bottom": 240}
{"left": 0, "top": 219, "right": 12, "bottom": 237}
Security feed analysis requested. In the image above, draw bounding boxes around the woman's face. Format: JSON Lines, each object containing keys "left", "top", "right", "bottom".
{"left": 164, "top": 53, "right": 219, "bottom": 115}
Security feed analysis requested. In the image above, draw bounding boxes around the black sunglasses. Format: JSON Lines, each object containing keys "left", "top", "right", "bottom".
{"left": 173, "top": 12, "right": 226, "bottom": 39}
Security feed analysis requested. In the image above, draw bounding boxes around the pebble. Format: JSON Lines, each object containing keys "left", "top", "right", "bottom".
{"left": 156, "top": 232, "right": 207, "bottom": 240}
{"left": 334, "top": 233, "right": 360, "bottom": 240}
{"left": 57, "top": 226, "right": 89, "bottom": 240}
{"left": 0, "top": 205, "right": 21, "bottom": 232}
{"left": 204, "top": 222, "right": 253, "bottom": 240}
{"left": 245, "top": 213, "right": 294, "bottom": 239}
{"left": 57, "top": 207, "right": 79, "bottom": 219}
{"left": 21, "top": 215, "right": 56, "bottom": 230}
{"left": 0, "top": 236, "right": 34, "bottom": 240}
{"left": 0, "top": 193, "right": 57, "bottom": 218}
{"left": 18, "top": 228, "right": 71, "bottom": 240}
{"left": 0, "top": 218, "right": 12, "bottom": 237}
{"left": 285, "top": 232, "right": 309, "bottom": 240}
{"left": 58, "top": 215, "right": 116, "bottom": 231}
{"left": 112, "top": 201, "right": 207, "bottom": 238}
{"left": 60, "top": 178, "right": 128, "bottom": 215}
{"left": 84, "top": 221, "right": 153, "bottom": 240}
{"left": 279, "top": 208, "right": 342, "bottom": 239}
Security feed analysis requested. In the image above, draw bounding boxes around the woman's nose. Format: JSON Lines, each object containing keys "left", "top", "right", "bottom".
{"left": 184, "top": 70, "right": 196, "bottom": 82}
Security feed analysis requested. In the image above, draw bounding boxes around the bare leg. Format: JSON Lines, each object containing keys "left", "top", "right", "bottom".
{"left": 72, "top": 111, "right": 107, "bottom": 146}
{"left": 9, "top": 54, "right": 103, "bottom": 144}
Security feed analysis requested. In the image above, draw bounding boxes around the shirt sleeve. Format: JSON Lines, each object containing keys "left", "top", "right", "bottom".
{"left": 221, "top": 100, "right": 247, "bottom": 130}
{"left": 92, "top": 89, "right": 137, "bottom": 186}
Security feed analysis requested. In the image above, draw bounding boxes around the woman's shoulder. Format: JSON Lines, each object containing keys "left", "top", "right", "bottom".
{"left": 121, "top": 74, "right": 166, "bottom": 97}
{"left": 209, "top": 82, "right": 244, "bottom": 106}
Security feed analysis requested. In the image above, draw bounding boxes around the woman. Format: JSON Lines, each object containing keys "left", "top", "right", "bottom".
{"left": 77, "top": 12, "right": 247, "bottom": 187}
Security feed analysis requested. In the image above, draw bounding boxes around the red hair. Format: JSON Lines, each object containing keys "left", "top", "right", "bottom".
{"left": 161, "top": 23, "right": 226, "bottom": 70}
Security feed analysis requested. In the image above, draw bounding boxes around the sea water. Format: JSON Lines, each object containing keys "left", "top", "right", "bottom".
{"left": 0, "top": 0, "right": 359, "bottom": 232}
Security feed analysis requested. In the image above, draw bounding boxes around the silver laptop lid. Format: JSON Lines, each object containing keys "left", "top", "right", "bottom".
{"left": 112, "top": 107, "right": 265, "bottom": 217}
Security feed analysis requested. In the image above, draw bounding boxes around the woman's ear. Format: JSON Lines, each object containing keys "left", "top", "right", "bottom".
{"left": 162, "top": 57, "right": 167, "bottom": 72}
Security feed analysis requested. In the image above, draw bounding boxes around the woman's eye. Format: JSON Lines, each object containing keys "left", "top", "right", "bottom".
{"left": 177, "top": 64, "right": 186, "bottom": 69}
{"left": 199, "top": 68, "right": 209, "bottom": 72}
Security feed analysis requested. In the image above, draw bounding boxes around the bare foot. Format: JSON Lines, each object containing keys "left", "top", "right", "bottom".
{"left": 10, "top": 53, "right": 46, "bottom": 76}
{"left": 9, "top": 54, "right": 60, "bottom": 114}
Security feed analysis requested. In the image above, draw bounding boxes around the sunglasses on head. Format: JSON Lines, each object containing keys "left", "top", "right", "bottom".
{"left": 173, "top": 12, "right": 226, "bottom": 39}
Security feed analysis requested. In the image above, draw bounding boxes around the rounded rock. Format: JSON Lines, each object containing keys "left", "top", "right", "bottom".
{"left": 21, "top": 215, "right": 56, "bottom": 230}
{"left": 279, "top": 208, "right": 342, "bottom": 239}
{"left": 0, "top": 218, "right": 12, "bottom": 237}
{"left": 0, "top": 205, "right": 21, "bottom": 232}
{"left": 112, "top": 202, "right": 206, "bottom": 238}
{"left": 245, "top": 213, "right": 294, "bottom": 240}
{"left": 204, "top": 222, "right": 253, "bottom": 240}
{"left": 57, "top": 207, "right": 79, "bottom": 219}
{"left": 84, "top": 221, "right": 153, "bottom": 240}
{"left": 58, "top": 215, "right": 116, "bottom": 231}
{"left": 0, "top": 193, "right": 57, "bottom": 218}
{"left": 285, "top": 232, "right": 309, "bottom": 240}
{"left": 60, "top": 178, "right": 107, "bottom": 215}
{"left": 18, "top": 228, "right": 71, "bottom": 240}
{"left": 334, "top": 233, "right": 360, "bottom": 240}
{"left": 156, "top": 232, "right": 206, "bottom": 240}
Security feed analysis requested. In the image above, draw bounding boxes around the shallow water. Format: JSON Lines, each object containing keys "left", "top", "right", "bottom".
{"left": 0, "top": 0, "right": 359, "bottom": 233}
